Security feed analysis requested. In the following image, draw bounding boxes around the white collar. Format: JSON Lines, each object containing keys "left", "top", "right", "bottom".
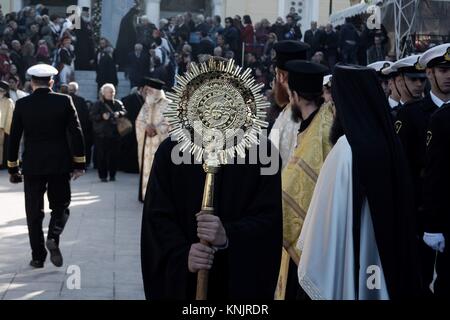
{"left": 430, "top": 90, "right": 450, "bottom": 108}
{"left": 388, "top": 96, "right": 399, "bottom": 109}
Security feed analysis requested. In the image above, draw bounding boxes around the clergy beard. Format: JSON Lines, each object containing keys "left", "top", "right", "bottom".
{"left": 146, "top": 91, "right": 162, "bottom": 105}
{"left": 330, "top": 113, "right": 345, "bottom": 145}
{"left": 291, "top": 103, "right": 302, "bottom": 123}
{"left": 291, "top": 93, "right": 324, "bottom": 123}
{"left": 273, "top": 80, "right": 290, "bottom": 108}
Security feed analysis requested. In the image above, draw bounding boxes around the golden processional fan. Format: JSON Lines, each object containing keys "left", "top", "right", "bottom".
{"left": 164, "top": 57, "right": 269, "bottom": 300}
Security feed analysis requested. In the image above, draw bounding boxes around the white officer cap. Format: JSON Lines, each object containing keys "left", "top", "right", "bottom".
{"left": 323, "top": 74, "right": 332, "bottom": 87}
{"left": 419, "top": 43, "right": 450, "bottom": 68}
{"left": 390, "top": 54, "right": 426, "bottom": 78}
{"left": 27, "top": 64, "right": 59, "bottom": 79}
{"left": 381, "top": 66, "right": 397, "bottom": 77}
{"left": 367, "top": 61, "right": 393, "bottom": 73}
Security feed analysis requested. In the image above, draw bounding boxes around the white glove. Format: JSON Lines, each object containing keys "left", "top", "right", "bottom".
{"left": 423, "top": 233, "right": 445, "bottom": 253}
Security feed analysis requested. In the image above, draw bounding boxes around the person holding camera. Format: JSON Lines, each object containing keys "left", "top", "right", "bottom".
{"left": 90, "top": 83, "right": 127, "bottom": 183}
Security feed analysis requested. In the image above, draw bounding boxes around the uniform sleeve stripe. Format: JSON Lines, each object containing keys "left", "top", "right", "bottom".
{"left": 7, "top": 161, "right": 20, "bottom": 168}
{"left": 73, "top": 156, "right": 86, "bottom": 164}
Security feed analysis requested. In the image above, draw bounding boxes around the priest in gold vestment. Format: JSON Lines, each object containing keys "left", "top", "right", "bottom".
{"left": 0, "top": 81, "right": 15, "bottom": 169}
{"left": 136, "top": 78, "right": 171, "bottom": 202}
{"left": 275, "top": 60, "right": 334, "bottom": 300}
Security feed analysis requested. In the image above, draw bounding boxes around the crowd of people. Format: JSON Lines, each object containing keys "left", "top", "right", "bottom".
{"left": 118, "top": 11, "right": 391, "bottom": 95}
{"left": 0, "top": 2, "right": 392, "bottom": 97}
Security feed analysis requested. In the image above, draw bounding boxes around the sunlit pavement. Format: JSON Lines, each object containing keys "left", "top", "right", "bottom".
{"left": 0, "top": 169, "right": 145, "bottom": 300}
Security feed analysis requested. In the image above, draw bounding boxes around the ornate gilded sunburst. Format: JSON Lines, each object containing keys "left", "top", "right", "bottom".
{"left": 164, "top": 58, "right": 269, "bottom": 166}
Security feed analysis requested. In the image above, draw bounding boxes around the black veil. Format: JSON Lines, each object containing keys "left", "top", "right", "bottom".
{"left": 332, "top": 64, "right": 420, "bottom": 299}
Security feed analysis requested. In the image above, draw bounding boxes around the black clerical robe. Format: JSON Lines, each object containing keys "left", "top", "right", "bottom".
{"left": 120, "top": 93, "right": 144, "bottom": 173}
{"left": 116, "top": 7, "right": 139, "bottom": 71}
{"left": 74, "top": 19, "right": 95, "bottom": 70}
{"left": 141, "top": 138, "right": 282, "bottom": 300}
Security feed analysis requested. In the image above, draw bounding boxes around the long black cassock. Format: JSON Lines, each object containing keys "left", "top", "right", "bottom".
{"left": 141, "top": 137, "right": 282, "bottom": 300}
{"left": 119, "top": 93, "right": 143, "bottom": 173}
{"left": 115, "top": 6, "right": 139, "bottom": 71}
{"left": 331, "top": 65, "right": 420, "bottom": 299}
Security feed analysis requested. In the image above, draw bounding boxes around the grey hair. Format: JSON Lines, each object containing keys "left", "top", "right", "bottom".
{"left": 68, "top": 82, "right": 79, "bottom": 93}
{"left": 100, "top": 83, "right": 116, "bottom": 98}
{"left": 197, "top": 14, "right": 205, "bottom": 23}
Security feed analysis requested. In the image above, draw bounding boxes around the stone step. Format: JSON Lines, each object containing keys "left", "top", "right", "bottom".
{"left": 74, "top": 70, "right": 131, "bottom": 102}
{"left": 75, "top": 70, "right": 128, "bottom": 81}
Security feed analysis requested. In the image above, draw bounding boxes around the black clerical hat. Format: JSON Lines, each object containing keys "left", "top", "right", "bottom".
{"left": 273, "top": 40, "right": 310, "bottom": 70}
{"left": 141, "top": 77, "right": 165, "bottom": 90}
{"left": 0, "top": 81, "right": 9, "bottom": 92}
{"left": 285, "top": 60, "right": 328, "bottom": 95}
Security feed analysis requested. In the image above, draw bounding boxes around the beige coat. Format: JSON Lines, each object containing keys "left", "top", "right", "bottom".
{"left": 0, "top": 97, "right": 15, "bottom": 164}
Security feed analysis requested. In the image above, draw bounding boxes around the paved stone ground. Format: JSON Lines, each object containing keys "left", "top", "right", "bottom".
{"left": 0, "top": 170, "right": 145, "bottom": 300}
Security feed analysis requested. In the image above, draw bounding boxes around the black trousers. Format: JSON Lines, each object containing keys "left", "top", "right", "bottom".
{"left": 24, "top": 174, "right": 71, "bottom": 261}
{"left": 95, "top": 137, "right": 120, "bottom": 180}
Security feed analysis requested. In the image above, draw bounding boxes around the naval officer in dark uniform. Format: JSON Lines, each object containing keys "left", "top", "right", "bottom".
{"left": 395, "top": 52, "right": 445, "bottom": 296}
{"left": 367, "top": 60, "right": 393, "bottom": 98}
{"left": 7, "top": 64, "right": 86, "bottom": 269}
{"left": 421, "top": 43, "right": 450, "bottom": 298}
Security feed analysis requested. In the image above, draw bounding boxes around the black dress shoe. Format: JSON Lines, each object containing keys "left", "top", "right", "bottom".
{"left": 30, "top": 260, "right": 44, "bottom": 269}
{"left": 109, "top": 177, "right": 116, "bottom": 182}
{"left": 46, "top": 239, "right": 63, "bottom": 267}
{"left": 101, "top": 178, "right": 108, "bottom": 183}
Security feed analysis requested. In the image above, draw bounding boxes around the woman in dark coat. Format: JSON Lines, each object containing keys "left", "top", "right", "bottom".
{"left": 90, "top": 83, "right": 127, "bottom": 182}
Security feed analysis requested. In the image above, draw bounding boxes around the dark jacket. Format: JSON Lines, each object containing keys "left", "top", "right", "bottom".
{"left": 96, "top": 52, "right": 118, "bottom": 87}
{"left": 304, "top": 28, "right": 326, "bottom": 55}
{"left": 423, "top": 105, "right": 450, "bottom": 234}
{"left": 70, "top": 93, "right": 92, "bottom": 143}
{"left": 127, "top": 51, "right": 150, "bottom": 87}
{"left": 59, "top": 47, "right": 74, "bottom": 66}
{"left": 7, "top": 88, "right": 85, "bottom": 175}
{"left": 367, "top": 44, "right": 387, "bottom": 64}
{"left": 283, "top": 23, "right": 302, "bottom": 41}
{"left": 396, "top": 96, "right": 439, "bottom": 231}
{"left": 339, "top": 22, "right": 360, "bottom": 48}
{"left": 325, "top": 30, "right": 339, "bottom": 56}
{"left": 197, "top": 38, "right": 215, "bottom": 56}
{"left": 223, "top": 25, "right": 240, "bottom": 53}
{"left": 90, "top": 99, "right": 127, "bottom": 139}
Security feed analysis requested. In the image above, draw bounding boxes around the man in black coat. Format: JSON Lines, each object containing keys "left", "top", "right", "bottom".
{"left": 339, "top": 18, "right": 360, "bottom": 64}
{"left": 74, "top": 7, "right": 96, "bottom": 70}
{"left": 197, "top": 32, "right": 215, "bottom": 57}
{"left": 116, "top": 5, "right": 140, "bottom": 70}
{"left": 68, "top": 82, "right": 93, "bottom": 167}
{"left": 126, "top": 43, "right": 150, "bottom": 89}
{"left": 324, "top": 24, "right": 339, "bottom": 68}
{"left": 304, "top": 21, "right": 326, "bottom": 59}
{"left": 283, "top": 15, "right": 302, "bottom": 41}
{"left": 223, "top": 17, "right": 240, "bottom": 57}
{"left": 395, "top": 52, "right": 441, "bottom": 296}
{"left": 421, "top": 43, "right": 450, "bottom": 298}
{"left": 141, "top": 137, "right": 282, "bottom": 300}
{"left": 7, "top": 64, "right": 86, "bottom": 269}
